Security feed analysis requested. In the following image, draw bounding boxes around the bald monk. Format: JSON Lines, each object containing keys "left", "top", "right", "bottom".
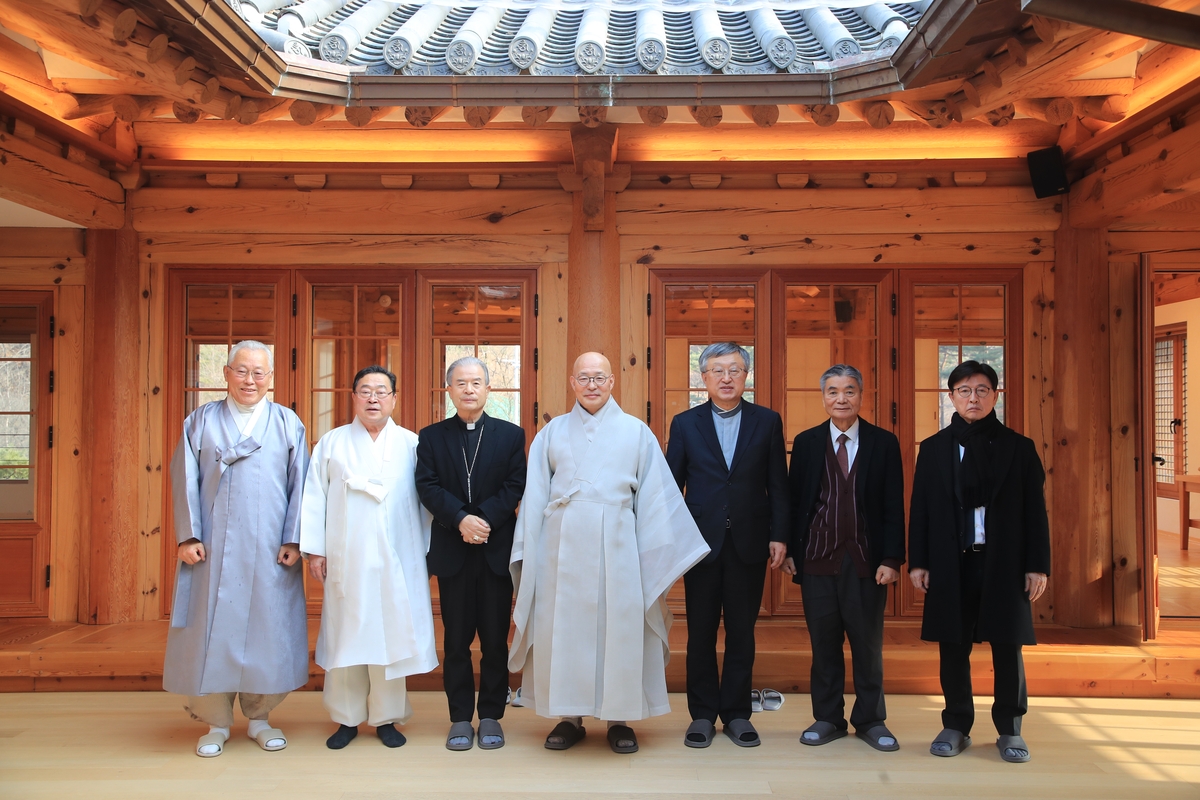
{"left": 509, "top": 353, "right": 709, "bottom": 754}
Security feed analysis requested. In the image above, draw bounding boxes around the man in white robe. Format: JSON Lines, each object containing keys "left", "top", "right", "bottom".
{"left": 509, "top": 352, "right": 710, "bottom": 754}
{"left": 165, "top": 340, "right": 309, "bottom": 758}
{"left": 301, "top": 365, "right": 437, "bottom": 750}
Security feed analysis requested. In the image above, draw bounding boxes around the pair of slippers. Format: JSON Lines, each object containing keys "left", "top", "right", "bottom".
{"left": 750, "top": 689, "right": 784, "bottom": 713}
{"left": 196, "top": 727, "right": 286, "bottom": 758}
{"left": 684, "top": 718, "right": 760, "bottom": 748}
{"left": 446, "top": 719, "right": 505, "bottom": 751}
{"left": 800, "top": 721, "right": 899, "bottom": 752}
{"left": 326, "top": 723, "right": 406, "bottom": 749}
{"left": 929, "top": 728, "right": 1030, "bottom": 762}
{"left": 543, "top": 722, "right": 639, "bottom": 754}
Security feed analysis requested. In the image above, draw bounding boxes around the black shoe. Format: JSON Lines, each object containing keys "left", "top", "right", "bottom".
{"left": 326, "top": 724, "right": 358, "bottom": 749}
{"left": 376, "top": 723, "right": 407, "bottom": 748}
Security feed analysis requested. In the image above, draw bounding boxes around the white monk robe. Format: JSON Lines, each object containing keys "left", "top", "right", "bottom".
{"left": 509, "top": 397, "right": 710, "bottom": 720}
{"left": 300, "top": 417, "right": 438, "bottom": 727}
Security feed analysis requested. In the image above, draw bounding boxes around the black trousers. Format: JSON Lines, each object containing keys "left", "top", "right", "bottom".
{"left": 938, "top": 547, "right": 1028, "bottom": 737}
{"left": 437, "top": 547, "right": 513, "bottom": 723}
{"left": 801, "top": 551, "right": 888, "bottom": 732}
{"left": 684, "top": 539, "right": 767, "bottom": 724}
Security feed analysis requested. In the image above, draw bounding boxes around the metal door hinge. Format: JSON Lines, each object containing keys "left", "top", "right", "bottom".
{"left": 534, "top": 293, "right": 539, "bottom": 317}
{"left": 533, "top": 348, "right": 539, "bottom": 371}
{"left": 533, "top": 401, "right": 539, "bottom": 423}
{"left": 647, "top": 293, "right": 652, "bottom": 317}
{"left": 49, "top": 370, "right": 54, "bottom": 393}
{"left": 891, "top": 402, "right": 897, "bottom": 425}
{"left": 292, "top": 294, "right": 298, "bottom": 316}
{"left": 891, "top": 348, "right": 897, "bottom": 370}
{"left": 646, "top": 347, "right": 652, "bottom": 369}
{"left": 646, "top": 401, "right": 651, "bottom": 423}
{"left": 291, "top": 348, "right": 297, "bottom": 370}
{"left": 49, "top": 315, "right": 56, "bottom": 338}
{"left": 890, "top": 294, "right": 897, "bottom": 316}
{"left": 45, "top": 565, "right": 50, "bottom": 588}
{"left": 48, "top": 426, "right": 53, "bottom": 448}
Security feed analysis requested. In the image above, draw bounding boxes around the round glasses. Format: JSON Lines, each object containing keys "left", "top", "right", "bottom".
{"left": 354, "top": 388, "right": 394, "bottom": 399}
{"left": 574, "top": 374, "right": 611, "bottom": 387}
{"left": 953, "top": 386, "right": 993, "bottom": 398}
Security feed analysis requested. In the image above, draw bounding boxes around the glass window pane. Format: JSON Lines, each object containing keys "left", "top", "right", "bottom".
{"left": 786, "top": 285, "right": 830, "bottom": 337}
{"left": 0, "top": 343, "right": 31, "bottom": 358}
{"left": 786, "top": 391, "right": 826, "bottom": 441}
{"left": 913, "top": 285, "right": 959, "bottom": 341}
{"left": 190, "top": 343, "right": 228, "bottom": 389}
{"left": 478, "top": 286, "right": 522, "bottom": 339}
{"left": 664, "top": 285, "right": 711, "bottom": 339}
{"left": 962, "top": 344, "right": 1005, "bottom": 389}
{"left": 358, "top": 286, "right": 400, "bottom": 338}
{"left": 231, "top": 286, "right": 275, "bottom": 340}
{"left": 833, "top": 285, "right": 875, "bottom": 337}
{"left": 433, "top": 286, "right": 475, "bottom": 339}
{"left": 442, "top": 343, "right": 476, "bottom": 388}
{"left": 477, "top": 344, "right": 520, "bottom": 390}
{"left": 709, "top": 285, "right": 755, "bottom": 340}
{"left": 313, "top": 287, "right": 353, "bottom": 336}
{"left": 313, "top": 340, "right": 335, "bottom": 389}
{"left": 0, "top": 362, "right": 31, "bottom": 412}
{"left": 830, "top": 340, "right": 876, "bottom": 394}
{"left": 356, "top": 339, "right": 398, "bottom": 382}
{"left": 187, "top": 286, "right": 228, "bottom": 337}
{"left": 787, "top": 337, "right": 830, "bottom": 392}
{"left": 960, "top": 285, "right": 1005, "bottom": 342}
{"left": 485, "top": 391, "right": 520, "bottom": 424}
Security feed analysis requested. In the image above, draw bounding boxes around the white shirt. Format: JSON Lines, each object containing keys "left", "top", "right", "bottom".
{"left": 959, "top": 444, "right": 987, "bottom": 545}
{"left": 829, "top": 418, "right": 861, "bottom": 470}
{"left": 226, "top": 395, "right": 265, "bottom": 437}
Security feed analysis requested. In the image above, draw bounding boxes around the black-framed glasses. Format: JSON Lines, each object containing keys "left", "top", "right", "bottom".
{"left": 574, "top": 374, "right": 611, "bottom": 387}
{"left": 953, "top": 386, "right": 993, "bottom": 399}
{"left": 354, "top": 388, "right": 395, "bottom": 399}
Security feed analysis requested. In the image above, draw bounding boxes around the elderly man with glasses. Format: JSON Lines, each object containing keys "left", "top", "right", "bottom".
{"left": 665, "top": 342, "right": 789, "bottom": 749}
{"left": 509, "top": 352, "right": 709, "bottom": 754}
{"left": 908, "top": 360, "right": 1050, "bottom": 763}
{"left": 165, "top": 340, "right": 309, "bottom": 758}
{"left": 300, "top": 365, "right": 437, "bottom": 750}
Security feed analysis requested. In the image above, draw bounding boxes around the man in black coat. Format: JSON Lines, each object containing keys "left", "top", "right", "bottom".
{"left": 415, "top": 356, "right": 527, "bottom": 752}
{"left": 908, "top": 360, "right": 1050, "bottom": 764}
{"left": 785, "top": 364, "right": 905, "bottom": 752}
{"left": 666, "top": 342, "right": 789, "bottom": 749}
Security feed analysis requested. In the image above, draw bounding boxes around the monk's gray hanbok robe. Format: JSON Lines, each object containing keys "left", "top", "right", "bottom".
{"left": 509, "top": 398, "right": 710, "bottom": 720}
{"left": 163, "top": 398, "right": 310, "bottom": 697}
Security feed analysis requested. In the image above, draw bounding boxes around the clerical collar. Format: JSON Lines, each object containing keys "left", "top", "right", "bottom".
{"left": 455, "top": 412, "right": 485, "bottom": 431}
{"left": 713, "top": 401, "right": 742, "bottom": 419}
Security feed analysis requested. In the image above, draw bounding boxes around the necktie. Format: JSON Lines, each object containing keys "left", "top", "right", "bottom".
{"left": 836, "top": 433, "right": 850, "bottom": 476}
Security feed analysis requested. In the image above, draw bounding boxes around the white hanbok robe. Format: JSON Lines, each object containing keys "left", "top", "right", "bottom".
{"left": 300, "top": 418, "right": 438, "bottom": 681}
{"left": 509, "top": 397, "right": 709, "bottom": 720}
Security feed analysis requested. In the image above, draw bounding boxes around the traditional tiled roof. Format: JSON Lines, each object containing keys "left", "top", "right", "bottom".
{"left": 238, "top": 1, "right": 928, "bottom": 78}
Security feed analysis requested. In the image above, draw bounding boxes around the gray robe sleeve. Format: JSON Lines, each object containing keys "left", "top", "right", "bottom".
{"left": 280, "top": 411, "right": 310, "bottom": 547}
{"left": 171, "top": 411, "right": 205, "bottom": 546}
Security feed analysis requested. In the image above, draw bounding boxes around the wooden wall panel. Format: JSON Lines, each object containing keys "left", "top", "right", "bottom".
{"left": 1052, "top": 220, "right": 1114, "bottom": 628}
{"left": 139, "top": 234, "right": 569, "bottom": 265}
{"left": 49, "top": 285, "right": 86, "bottom": 622}
{"left": 130, "top": 189, "right": 573, "bottom": 235}
{"left": 0, "top": 229, "right": 85, "bottom": 258}
{"left": 136, "top": 262, "right": 165, "bottom": 621}
{"left": 0, "top": 131, "right": 124, "bottom": 229}
{"left": 1109, "top": 260, "right": 1140, "bottom": 628}
{"left": 1024, "top": 261, "right": 1055, "bottom": 625}
{"left": 621, "top": 233, "right": 1054, "bottom": 266}
{"left": 620, "top": 262, "right": 648, "bottom": 417}
{"left": 566, "top": 192, "right": 621, "bottom": 374}
{"left": 536, "top": 262, "right": 569, "bottom": 424}
{"left": 615, "top": 188, "right": 1061, "bottom": 236}
{"left": 1110, "top": 231, "right": 1200, "bottom": 258}
{"left": 0, "top": 258, "right": 85, "bottom": 285}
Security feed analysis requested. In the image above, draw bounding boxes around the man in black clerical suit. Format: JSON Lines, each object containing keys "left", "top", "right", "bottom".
{"left": 416, "top": 356, "right": 527, "bottom": 752}
{"left": 784, "top": 364, "right": 904, "bottom": 753}
{"left": 908, "top": 360, "right": 1050, "bottom": 764}
{"left": 666, "top": 342, "right": 789, "bottom": 750}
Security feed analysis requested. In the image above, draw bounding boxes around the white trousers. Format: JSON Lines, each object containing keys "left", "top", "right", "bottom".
{"left": 322, "top": 665, "right": 412, "bottom": 727}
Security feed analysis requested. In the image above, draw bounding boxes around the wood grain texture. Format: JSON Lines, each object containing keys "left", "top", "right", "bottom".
{"left": 1052, "top": 221, "right": 1114, "bottom": 628}
{"left": 567, "top": 191, "right": 621, "bottom": 367}
{"left": 136, "top": 262, "right": 165, "bottom": 621}
{"left": 0, "top": 258, "right": 86, "bottom": 285}
{"left": 1109, "top": 260, "right": 1140, "bottom": 628}
{"left": 1109, "top": 231, "right": 1200, "bottom": 257}
{"left": 1025, "top": 261, "right": 1055, "bottom": 626}
{"left": 0, "top": 131, "right": 124, "bottom": 229}
{"left": 137, "top": 233, "right": 570, "bottom": 264}
{"left": 615, "top": 188, "right": 1061, "bottom": 235}
{"left": 130, "top": 189, "right": 573, "bottom": 235}
{"left": 618, "top": 261, "right": 648, "bottom": 418}
{"left": 0, "top": 228, "right": 85, "bottom": 258}
{"left": 536, "top": 261, "right": 569, "bottom": 426}
{"left": 49, "top": 285, "right": 86, "bottom": 622}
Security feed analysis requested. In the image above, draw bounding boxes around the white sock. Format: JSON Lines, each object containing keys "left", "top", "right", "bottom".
{"left": 561, "top": 716, "right": 583, "bottom": 728}
{"left": 247, "top": 719, "right": 285, "bottom": 748}
{"left": 606, "top": 720, "right": 626, "bottom": 729}
{"left": 198, "top": 726, "right": 228, "bottom": 755}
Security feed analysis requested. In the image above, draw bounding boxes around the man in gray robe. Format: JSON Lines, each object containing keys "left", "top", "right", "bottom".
{"left": 164, "top": 340, "right": 309, "bottom": 758}
{"left": 510, "top": 352, "right": 709, "bottom": 754}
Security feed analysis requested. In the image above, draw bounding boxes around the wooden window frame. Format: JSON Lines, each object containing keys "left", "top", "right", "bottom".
{"left": 1153, "top": 322, "right": 1187, "bottom": 500}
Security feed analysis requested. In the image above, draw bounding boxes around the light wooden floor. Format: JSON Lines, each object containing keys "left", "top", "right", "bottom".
{"left": 1158, "top": 530, "right": 1200, "bottom": 618}
{"left": 1, "top": 691, "right": 1198, "bottom": 799}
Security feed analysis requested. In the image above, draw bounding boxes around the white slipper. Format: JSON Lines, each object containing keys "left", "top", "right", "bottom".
{"left": 761, "top": 688, "right": 785, "bottom": 711}
{"left": 196, "top": 731, "right": 227, "bottom": 758}
{"left": 511, "top": 687, "right": 527, "bottom": 708}
{"left": 250, "top": 726, "right": 287, "bottom": 751}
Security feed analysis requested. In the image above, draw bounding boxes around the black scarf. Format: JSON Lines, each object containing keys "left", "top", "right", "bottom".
{"left": 949, "top": 410, "right": 1003, "bottom": 550}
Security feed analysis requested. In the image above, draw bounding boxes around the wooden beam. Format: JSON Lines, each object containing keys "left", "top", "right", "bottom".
{"left": 636, "top": 106, "right": 668, "bottom": 127}
{"left": 290, "top": 100, "right": 335, "bottom": 126}
{"left": 841, "top": 100, "right": 895, "bottom": 129}
{"left": 1075, "top": 95, "right": 1130, "bottom": 123}
{"left": 1014, "top": 98, "right": 1075, "bottom": 125}
{"left": 738, "top": 105, "right": 779, "bottom": 128}
{"left": 130, "top": 189, "right": 573, "bottom": 234}
{"left": 463, "top": 106, "right": 502, "bottom": 129}
{"left": 0, "top": 130, "right": 124, "bottom": 228}
{"left": 346, "top": 106, "right": 391, "bottom": 128}
{"left": 984, "top": 104, "right": 1016, "bottom": 127}
{"left": 578, "top": 106, "right": 608, "bottom": 128}
{"left": 688, "top": 105, "right": 723, "bottom": 128}
{"left": 521, "top": 106, "right": 554, "bottom": 127}
{"left": 236, "top": 98, "right": 292, "bottom": 125}
{"left": 1070, "top": 119, "right": 1200, "bottom": 228}
{"left": 49, "top": 284, "right": 85, "bottom": 621}
{"left": 792, "top": 104, "right": 839, "bottom": 127}
{"left": 404, "top": 106, "right": 447, "bottom": 128}
{"left": 0, "top": 228, "right": 85, "bottom": 257}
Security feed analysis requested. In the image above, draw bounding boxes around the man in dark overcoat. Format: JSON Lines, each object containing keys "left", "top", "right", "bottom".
{"left": 785, "top": 364, "right": 905, "bottom": 752}
{"left": 908, "top": 360, "right": 1050, "bottom": 763}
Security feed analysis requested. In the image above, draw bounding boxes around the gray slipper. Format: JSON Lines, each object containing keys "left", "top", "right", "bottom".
{"left": 856, "top": 724, "right": 899, "bottom": 752}
{"left": 446, "top": 721, "right": 474, "bottom": 751}
{"left": 723, "top": 718, "right": 761, "bottom": 748}
{"left": 478, "top": 718, "right": 505, "bottom": 750}
{"left": 930, "top": 728, "right": 970, "bottom": 757}
{"left": 997, "top": 734, "right": 1030, "bottom": 763}
{"left": 800, "top": 720, "right": 847, "bottom": 746}
{"left": 684, "top": 719, "right": 716, "bottom": 748}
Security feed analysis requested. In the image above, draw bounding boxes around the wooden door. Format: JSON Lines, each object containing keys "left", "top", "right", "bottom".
{"left": 0, "top": 293, "right": 54, "bottom": 616}
{"left": 1139, "top": 258, "right": 1159, "bottom": 639}
{"left": 1153, "top": 324, "right": 1187, "bottom": 499}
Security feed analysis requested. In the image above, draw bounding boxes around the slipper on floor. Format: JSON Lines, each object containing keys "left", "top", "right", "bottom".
{"left": 607, "top": 724, "right": 639, "bottom": 754}
{"left": 800, "top": 720, "right": 847, "bottom": 746}
{"left": 856, "top": 724, "right": 899, "bottom": 752}
{"left": 376, "top": 723, "right": 406, "bottom": 748}
{"left": 684, "top": 719, "right": 715, "bottom": 749}
{"left": 446, "top": 721, "right": 474, "bottom": 751}
{"left": 930, "top": 728, "right": 970, "bottom": 757}
{"left": 478, "top": 718, "right": 505, "bottom": 750}
{"left": 544, "top": 720, "right": 586, "bottom": 750}
{"left": 996, "top": 734, "right": 1031, "bottom": 763}
{"left": 761, "top": 688, "right": 784, "bottom": 711}
{"left": 510, "top": 687, "right": 527, "bottom": 708}
{"left": 750, "top": 689, "right": 763, "bottom": 714}
{"left": 196, "top": 731, "right": 227, "bottom": 758}
{"left": 723, "top": 718, "right": 761, "bottom": 748}
{"left": 249, "top": 726, "right": 287, "bottom": 752}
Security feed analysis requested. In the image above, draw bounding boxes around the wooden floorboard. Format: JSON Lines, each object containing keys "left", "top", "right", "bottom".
{"left": 0, "top": 691, "right": 1197, "bottom": 799}
{"left": 2, "top": 618, "right": 1200, "bottom": 697}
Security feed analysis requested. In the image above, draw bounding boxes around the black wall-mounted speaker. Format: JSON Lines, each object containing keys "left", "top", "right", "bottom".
{"left": 1027, "top": 146, "right": 1069, "bottom": 199}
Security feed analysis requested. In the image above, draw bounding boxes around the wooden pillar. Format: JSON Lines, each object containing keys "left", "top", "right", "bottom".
{"left": 1051, "top": 213, "right": 1114, "bottom": 627}
{"left": 84, "top": 226, "right": 142, "bottom": 624}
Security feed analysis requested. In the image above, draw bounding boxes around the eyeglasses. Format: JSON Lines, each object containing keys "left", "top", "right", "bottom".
{"left": 229, "top": 367, "right": 270, "bottom": 382}
{"left": 704, "top": 368, "right": 745, "bottom": 379}
{"left": 354, "top": 388, "right": 394, "bottom": 399}
{"left": 574, "top": 374, "right": 611, "bottom": 387}
{"left": 953, "top": 386, "right": 994, "bottom": 398}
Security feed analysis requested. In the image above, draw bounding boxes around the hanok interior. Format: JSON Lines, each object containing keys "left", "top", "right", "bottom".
{"left": 2, "top": 0, "right": 1200, "bottom": 696}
